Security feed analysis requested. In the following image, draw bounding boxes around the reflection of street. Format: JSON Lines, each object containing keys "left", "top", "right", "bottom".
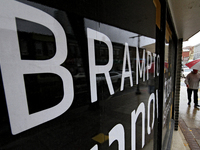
{"left": 96, "top": 71, "right": 122, "bottom": 85}
{"left": 1, "top": 82, "right": 155, "bottom": 150}
{"left": 0, "top": 3, "right": 157, "bottom": 149}
{"left": 98, "top": 84, "right": 154, "bottom": 149}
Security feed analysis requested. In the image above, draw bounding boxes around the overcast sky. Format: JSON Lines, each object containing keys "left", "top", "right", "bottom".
{"left": 183, "top": 31, "right": 200, "bottom": 48}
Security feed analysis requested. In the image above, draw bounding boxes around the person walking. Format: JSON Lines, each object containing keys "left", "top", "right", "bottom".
{"left": 185, "top": 69, "right": 200, "bottom": 108}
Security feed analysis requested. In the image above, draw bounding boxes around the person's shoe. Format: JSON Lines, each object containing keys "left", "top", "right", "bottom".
{"left": 194, "top": 104, "right": 200, "bottom": 108}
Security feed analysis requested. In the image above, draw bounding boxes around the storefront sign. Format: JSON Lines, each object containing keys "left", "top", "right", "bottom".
{"left": 0, "top": 1, "right": 163, "bottom": 149}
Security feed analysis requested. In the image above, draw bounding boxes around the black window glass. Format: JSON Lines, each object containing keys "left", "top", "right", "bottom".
{"left": 0, "top": 0, "right": 159, "bottom": 150}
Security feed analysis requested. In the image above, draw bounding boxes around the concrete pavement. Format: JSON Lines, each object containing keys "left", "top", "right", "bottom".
{"left": 171, "top": 78, "right": 200, "bottom": 150}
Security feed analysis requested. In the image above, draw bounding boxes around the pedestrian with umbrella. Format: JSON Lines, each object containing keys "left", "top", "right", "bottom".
{"left": 185, "top": 59, "right": 200, "bottom": 108}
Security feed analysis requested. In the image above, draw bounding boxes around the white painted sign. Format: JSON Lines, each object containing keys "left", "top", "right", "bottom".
{"left": 0, "top": 0, "right": 74, "bottom": 135}
{"left": 0, "top": 1, "right": 172, "bottom": 150}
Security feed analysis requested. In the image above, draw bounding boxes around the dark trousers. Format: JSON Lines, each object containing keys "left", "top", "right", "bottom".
{"left": 187, "top": 88, "right": 198, "bottom": 105}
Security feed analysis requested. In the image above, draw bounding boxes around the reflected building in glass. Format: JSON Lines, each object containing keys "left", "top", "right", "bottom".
{"left": 0, "top": 0, "right": 180, "bottom": 149}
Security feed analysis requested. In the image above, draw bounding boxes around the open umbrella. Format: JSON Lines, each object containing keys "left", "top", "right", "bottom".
{"left": 185, "top": 59, "right": 200, "bottom": 70}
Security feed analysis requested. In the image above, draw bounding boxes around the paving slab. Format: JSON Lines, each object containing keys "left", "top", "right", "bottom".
{"left": 178, "top": 78, "right": 200, "bottom": 149}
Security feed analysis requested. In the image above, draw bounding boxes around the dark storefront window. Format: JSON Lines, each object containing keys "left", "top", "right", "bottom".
{"left": 85, "top": 20, "right": 157, "bottom": 149}
{"left": 161, "top": 21, "right": 176, "bottom": 149}
{"left": 0, "top": 0, "right": 176, "bottom": 149}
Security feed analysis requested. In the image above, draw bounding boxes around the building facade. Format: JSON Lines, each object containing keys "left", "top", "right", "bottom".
{"left": 0, "top": 0, "right": 180, "bottom": 149}
{"left": 193, "top": 44, "right": 200, "bottom": 61}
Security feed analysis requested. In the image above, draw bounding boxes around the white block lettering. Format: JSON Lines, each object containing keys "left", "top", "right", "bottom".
{"left": 153, "top": 53, "right": 157, "bottom": 77}
{"left": 120, "top": 43, "right": 133, "bottom": 91}
{"left": 147, "top": 93, "right": 155, "bottom": 134}
{"left": 0, "top": 1, "right": 73, "bottom": 134}
{"left": 131, "top": 102, "right": 145, "bottom": 150}
{"left": 136, "top": 47, "right": 146, "bottom": 84}
{"left": 147, "top": 51, "right": 152, "bottom": 80}
{"left": 90, "top": 145, "right": 98, "bottom": 150}
{"left": 87, "top": 28, "right": 114, "bottom": 103}
{"left": 109, "top": 124, "right": 125, "bottom": 150}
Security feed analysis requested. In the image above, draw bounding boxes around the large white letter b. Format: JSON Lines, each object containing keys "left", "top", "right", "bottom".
{"left": 0, "top": 1, "right": 73, "bottom": 134}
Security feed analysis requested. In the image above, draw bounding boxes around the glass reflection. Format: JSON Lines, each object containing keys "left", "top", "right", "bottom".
{"left": 0, "top": 1, "right": 157, "bottom": 150}
{"left": 162, "top": 23, "right": 175, "bottom": 149}
{"left": 85, "top": 19, "right": 156, "bottom": 149}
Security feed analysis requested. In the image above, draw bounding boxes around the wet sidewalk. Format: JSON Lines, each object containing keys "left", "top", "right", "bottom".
{"left": 171, "top": 78, "right": 200, "bottom": 150}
